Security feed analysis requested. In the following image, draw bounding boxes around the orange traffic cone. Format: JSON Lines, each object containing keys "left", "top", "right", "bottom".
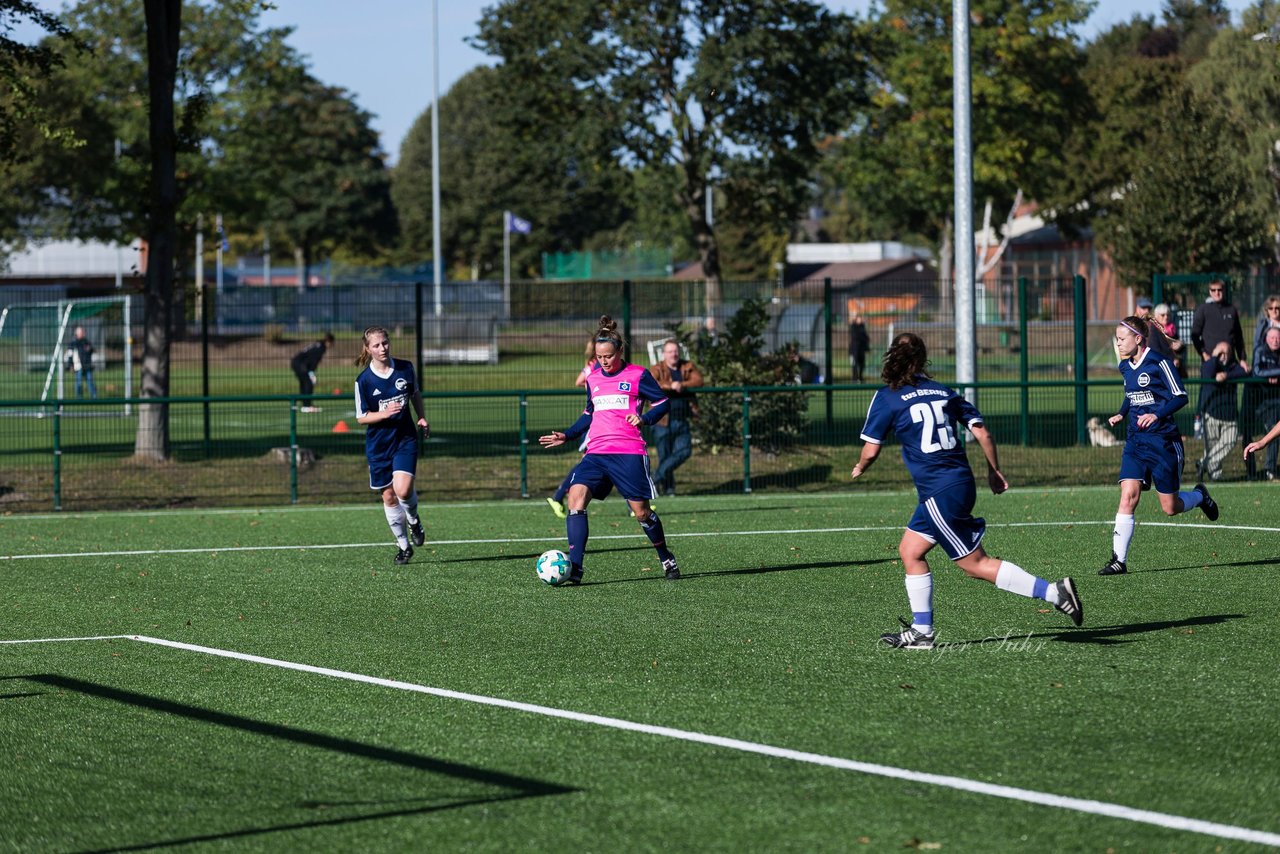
{"left": 332, "top": 420, "right": 350, "bottom": 433}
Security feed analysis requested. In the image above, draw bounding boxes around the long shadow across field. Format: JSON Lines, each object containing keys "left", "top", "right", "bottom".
{"left": 9, "top": 674, "right": 576, "bottom": 853}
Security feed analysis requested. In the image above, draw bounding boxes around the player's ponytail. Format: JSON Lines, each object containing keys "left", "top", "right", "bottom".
{"left": 592, "top": 315, "right": 625, "bottom": 354}
{"left": 881, "top": 332, "right": 931, "bottom": 390}
{"left": 355, "top": 326, "right": 388, "bottom": 368}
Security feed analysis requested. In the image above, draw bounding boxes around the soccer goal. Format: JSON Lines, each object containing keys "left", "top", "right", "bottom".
{"left": 0, "top": 295, "right": 133, "bottom": 413}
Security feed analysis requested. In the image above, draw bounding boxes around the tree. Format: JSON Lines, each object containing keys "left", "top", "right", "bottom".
{"left": 473, "top": 0, "right": 870, "bottom": 311}
{"left": 1186, "top": 1, "right": 1280, "bottom": 264}
{"left": 394, "top": 65, "right": 632, "bottom": 280}
{"left": 833, "top": 0, "right": 1091, "bottom": 270}
{"left": 136, "top": 0, "right": 180, "bottom": 460}
{"left": 1096, "top": 86, "right": 1269, "bottom": 283}
{"left": 0, "top": 0, "right": 80, "bottom": 163}
{"left": 224, "top": 67, "right": 396, "bottom": 284}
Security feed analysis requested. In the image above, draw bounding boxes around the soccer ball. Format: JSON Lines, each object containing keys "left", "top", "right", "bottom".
{"left": 536, "top": 549, "right": 572, "bottom": 585}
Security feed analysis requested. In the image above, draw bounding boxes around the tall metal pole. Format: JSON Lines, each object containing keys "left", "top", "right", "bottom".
{"left": 430, "top": 0, "right": 443, "bottom": 317}
{"left": 953, "top": 0, "right": 976, "bottom": 403}
{"left": 503, "top": 211, "right": 511, "bottom": 319}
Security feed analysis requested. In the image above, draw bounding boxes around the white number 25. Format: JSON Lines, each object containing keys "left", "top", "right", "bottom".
{"left": 910, "top": 400, "right": 957, "bottom": 453}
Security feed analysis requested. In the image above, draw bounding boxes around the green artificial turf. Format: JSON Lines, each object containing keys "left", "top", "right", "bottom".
{"left": 1, "top": 486, "right": 1277, "bottom": 852}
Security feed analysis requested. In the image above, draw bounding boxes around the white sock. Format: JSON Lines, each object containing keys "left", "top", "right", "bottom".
{"left": 1113, "top": 513, "right": 1135, "bottom": 562}
{"left": 400, "top": 489, "right": 420, "bottom": 524}
{"left": 994, "top": 560, "right": 1037, "bottom": 597}
{"left": 384, "top": 503, "right": 408, "bottom": 549}
{"left": 905, "top": 572, "right": 933, "bottom": 633}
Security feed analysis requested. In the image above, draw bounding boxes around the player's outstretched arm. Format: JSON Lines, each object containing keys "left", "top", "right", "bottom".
{"left": 969, "top": 422, "right": 1008, "bottom": 494}
{"left": 850, "top": 443, "right": 882, "bottom": 480}
{"left": 1245, "top": 419, "right": 1280, "bottom": 458}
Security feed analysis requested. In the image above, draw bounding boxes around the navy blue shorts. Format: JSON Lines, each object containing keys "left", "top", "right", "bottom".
{"left": 368, "top": 434, "right": 418, "bottom": 490}
{"left": 907, "top": 480, "right": 986, "bottom": 560}
{"left": 566, "top": 453, "right": 656, "bottom": 502}
{"left": 1118, "top": 434, "right": 1184, "bottom": 495}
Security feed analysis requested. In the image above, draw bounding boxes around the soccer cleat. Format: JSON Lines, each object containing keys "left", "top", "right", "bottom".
{"left": 394, "top": 545, "right": 414, "bottom": 565}
{"left": 408, "top": 517, "right": 425, "bottom": 547}
{"left": 1098, "top": 552, "right": 1127, "bottom": 576}
{"left": 546, "top": 497, "right": 566, "bottom": 519}
{"left": 565, "top": 565, "right": 584, "bottom": 585}
{"left": 880, "top": 617, "right": 935, "bottom": 650}
{"left": 662, "top": 557, "right": 681, "bottom": 580}
{"left": 1053, "top": 577, "right": 1084, "bottom": 627}
{"left": 1195, "top": 482, "right": 1219, "bottom": 521}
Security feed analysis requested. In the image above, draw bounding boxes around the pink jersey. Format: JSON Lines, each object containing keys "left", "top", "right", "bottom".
{"left": 581, "top": 362, "right": 667, "bottom": 455}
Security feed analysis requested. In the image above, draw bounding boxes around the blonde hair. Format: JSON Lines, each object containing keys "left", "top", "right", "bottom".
{"left": 355, "top": 326, "right": 389, "bottom": 368}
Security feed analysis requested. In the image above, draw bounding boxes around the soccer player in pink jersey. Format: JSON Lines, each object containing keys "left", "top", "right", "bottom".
{"left": 539, "top": 315, "right": 680, "bottom": 583}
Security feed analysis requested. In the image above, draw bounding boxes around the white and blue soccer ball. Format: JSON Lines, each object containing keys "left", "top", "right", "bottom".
{"left": 536, "top": 549, "right": 572, "bottom": 585}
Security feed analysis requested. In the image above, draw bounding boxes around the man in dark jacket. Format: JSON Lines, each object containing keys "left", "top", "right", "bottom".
{"left": 291, "top": 332, "right": 335, "bottom": 412}
{"left": 1191, "top": 280, "right": 1247, "bottom": 370}
{"left": 847, "top": 309, "right": 870, "bottom": 382}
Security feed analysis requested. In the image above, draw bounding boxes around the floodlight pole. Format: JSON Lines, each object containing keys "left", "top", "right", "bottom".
{"left": 953, "top": 0, "right": 977, "bottom": 405}
{"left": 430, "top": 0, "right": 443, "bottom": 318}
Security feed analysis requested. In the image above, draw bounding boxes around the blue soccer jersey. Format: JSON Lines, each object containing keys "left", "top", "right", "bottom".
{"left": 355, "top": 358, "right": 421, "bottom": 463}
{"left": 859, "top": 377, "right": 984, "bottom": 500}
{"left": 1117, "top": 347, "right": 1186, "bottom": 441}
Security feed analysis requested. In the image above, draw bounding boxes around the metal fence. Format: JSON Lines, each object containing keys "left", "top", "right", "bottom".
{"left": 0, "top": 274, "right": 1275, "bottom": 512}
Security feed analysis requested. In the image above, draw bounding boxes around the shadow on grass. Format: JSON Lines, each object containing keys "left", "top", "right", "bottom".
{"left": 706, "top": 464, "right": 833, "bottom": 493}
{"left": 1133, "top": 555, "right": 1280, "bottom": 573}
{"left": 936, "top": 613, "right": 1245, "bottom": 650}
{"left": 574, "top": 557, "right": 898, "bottom": 585}
{"left": 10, "top": 674, "right": 576, "bottom": 853}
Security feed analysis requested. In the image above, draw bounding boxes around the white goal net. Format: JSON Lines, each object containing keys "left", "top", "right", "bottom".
{"left": 0, "top": 296, "right": 133, "bottom": 413}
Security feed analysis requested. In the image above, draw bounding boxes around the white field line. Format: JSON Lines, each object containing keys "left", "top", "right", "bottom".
{"left": 0, "top": 634, "right": 132, "bottom": 644}
{"left": 3, "top": 519, "right": 1279, "bottom": 562}
{"left": 19, "top": 632, "right": 1277, "bottom": 847}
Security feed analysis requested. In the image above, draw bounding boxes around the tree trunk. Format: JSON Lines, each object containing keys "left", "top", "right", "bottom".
{"left": 134, "top": 0, "right": 181, "bottom": 462}
{"left": 938, "top": 217, "right": 953, "bottom": 321}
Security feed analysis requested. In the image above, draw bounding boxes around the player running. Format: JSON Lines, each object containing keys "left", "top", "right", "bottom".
{"left": 354, "top": 326, "right": 429, "bottom": 565}
{"left": 851, "top": 332, "right": 1083, "bottom": 649}
{"left": 1099, "top": 317, "right": 1219, "bottom": 576}
{"left": 538, "top": 315, "right": 679, "bottom": 583}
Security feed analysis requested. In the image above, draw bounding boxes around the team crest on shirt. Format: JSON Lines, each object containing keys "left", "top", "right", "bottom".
{"left": 395, "top": 378, "right": 408, "bottom": 391}
{"left": 618, "top": 381, "right": 632, "bottom": 391}
{"left": 1137, "top": 373, "right": 1150, "bottom": 387}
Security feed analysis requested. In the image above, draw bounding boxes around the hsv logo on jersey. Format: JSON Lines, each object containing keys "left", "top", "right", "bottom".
{"left": 618, "top": 381, "right": 632, "bottom": 391}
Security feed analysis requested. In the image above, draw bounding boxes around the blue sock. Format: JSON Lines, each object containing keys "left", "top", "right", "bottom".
{"left": 567, "top": 509, "right": 588, "bottom": 569}
{"left": 639, "top": 512, "right": 674, "bottom": 562}
{"left": 1178, "top": 490, "right": 1202, "bottom": 512}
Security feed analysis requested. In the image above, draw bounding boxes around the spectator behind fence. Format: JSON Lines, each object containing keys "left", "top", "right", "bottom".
{"left": 1151, "top": 302, "right": 1185, "bottom": 374}
{"left": 1135, "top": 297, "right": 1177, "bottom": 363}
{"left": 847, "top": 309, "right": 870, "bottom": 382}
{"left": 64, "top": 325, "right": 96, "bottom": 399}
{"left": 291, "top": 332, "right": 335, "bottom": 413}
{"left": 1191, "top": 280, "right": 1247, "bottom": 370}
{"left": 1252, "top": 327, "right": 1280, "bottom": 480}
{"left": 1253, "top": 293, "right": 1280, "bottom": 352}
{"left": 1195, "top": 341, "right": 1246, "bottom": 483}
{"left": 649, "top": 338, "right": 704, "bottom": 497}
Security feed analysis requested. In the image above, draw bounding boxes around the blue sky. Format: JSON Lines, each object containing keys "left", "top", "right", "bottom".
{"left": 14, "top": 1, "right": 1261, "bottom": 164}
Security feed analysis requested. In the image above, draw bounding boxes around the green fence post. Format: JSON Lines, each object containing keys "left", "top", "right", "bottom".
{"left": 741, "top": 387, "right": 752, "bottom": 494}
{"left": 622, "top": 279, "right": 633, "bottom": 362}
{"left": 519, "top": 393, "right": 529, "bottom": 499}
{"left": 823, "top": 277, "right": 834, "bottom": 433}
{"left": 1018, "top": 276, "right": 1029, "bottom": 446}
{"left": 52, "top": 405, "right": 62, "bottom": 512}
{"left": 1074, "top": 274, "right": 1089, "bottom": 446}
{"left": 202, "top": 283, "right": 212, "bottom": 457}
{"left": 289, "top": 400, "right": 299, "bottom": 504}
{"left": 415, "top": 280, "right": 424, "bottom": 383}
{"left": 1152, "top": 273, "right": 1164, "bottom": 308}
